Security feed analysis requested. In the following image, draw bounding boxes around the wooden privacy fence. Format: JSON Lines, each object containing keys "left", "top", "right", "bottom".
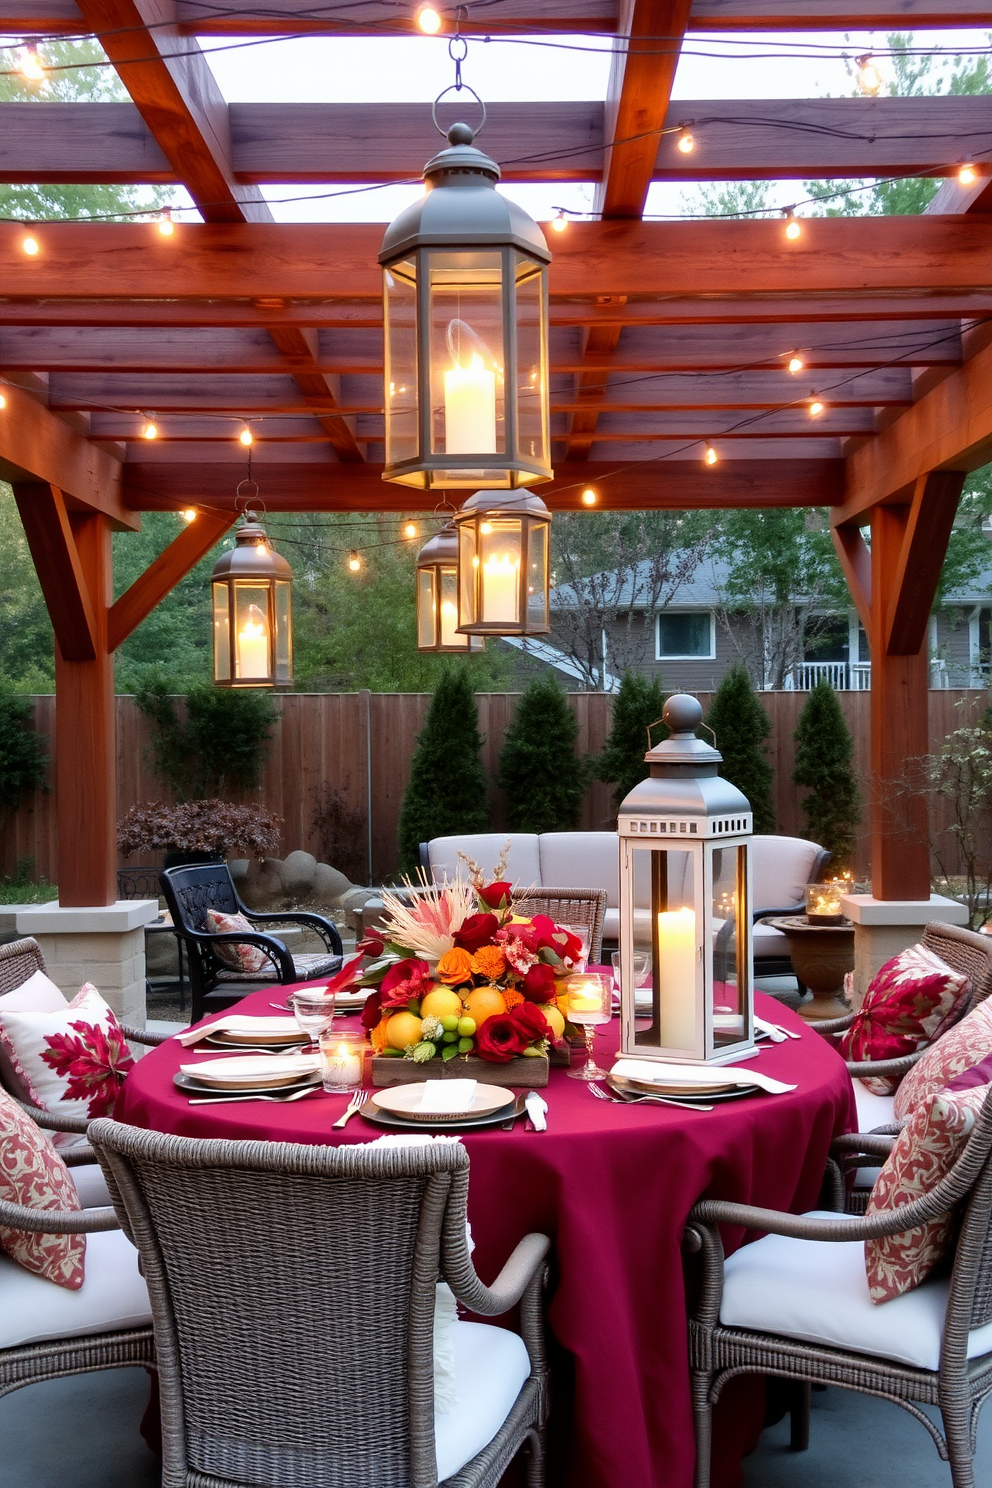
{"left": 2, "top": 690, "right": 985, "bottom": 887}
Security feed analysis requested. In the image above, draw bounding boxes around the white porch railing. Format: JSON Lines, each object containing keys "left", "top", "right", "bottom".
{"left": 789, "top": 661, "right": 872, "bottom": 690}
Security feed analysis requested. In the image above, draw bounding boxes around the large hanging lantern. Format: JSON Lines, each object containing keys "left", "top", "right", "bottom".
{"left": 379, "top": 120, "right": 552, "bottom": 491}
{"left": 453, "top": 488, "right": 551, "bottom": 636}
{"left": 211, "top": 514, "right": 293, "bottom": 688}
{"left": 617, "top": 694, "right": 755, "bottom": 1065}
{"left": 415, "top": 521, "right": 485, "bottom": 652}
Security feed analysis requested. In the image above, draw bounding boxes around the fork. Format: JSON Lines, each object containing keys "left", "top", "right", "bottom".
{"left": 589, "top": 1083, "right": 714, "bottom": 1114}
{"left": 332, "top": 1090, "right": 369, "bottom": 1129}
{"left": 188, "top": 1085, "right": 323, "bottom": 1106}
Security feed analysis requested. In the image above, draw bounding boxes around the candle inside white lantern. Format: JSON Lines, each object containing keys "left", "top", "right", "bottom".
{"left": 482, "top": 552, "right": 519, "bottom": 623}
{"left": 237, "top": 604, "right": 269, "bottom": 679}
{"left": 444, "top": 352, "right": 496, "bottom": 453}
{"left": 439, "top": 597, "right": 459, "bottom": 648}
{"left": 657, "top": 907, "right": 698, "bottom": 1050}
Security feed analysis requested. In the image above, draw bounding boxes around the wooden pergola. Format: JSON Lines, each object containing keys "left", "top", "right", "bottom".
{"left": 1, "top": 0, "right": 990, "bottom": 909}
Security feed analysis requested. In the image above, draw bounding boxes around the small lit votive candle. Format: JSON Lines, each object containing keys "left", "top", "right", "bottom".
{"left": 319, "top": 1030, "right": 364, "bottom": 1093}
{"left": 805, "top": 878, "right": 850, "bottom": 925}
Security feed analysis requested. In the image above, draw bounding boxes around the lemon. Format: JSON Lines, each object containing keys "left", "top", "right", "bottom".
{"left": 385, "top": 1011, "right": 423, "bottom": 1050}
{"left": 542, "top": 1004, "right": 565, "bottom": 1039}
{"left": 420, "top": 988, "right": 465, "bottom": 1022}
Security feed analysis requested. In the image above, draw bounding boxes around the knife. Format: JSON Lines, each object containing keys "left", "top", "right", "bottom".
{"left": 524, "top": 1091, "right": 548, "bottom": 1132}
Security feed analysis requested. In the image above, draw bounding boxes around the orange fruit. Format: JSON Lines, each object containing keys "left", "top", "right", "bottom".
{"left": 420, "top": 987, "right": 464, "bottom": 1022}
{"left": 461, "top": 986, "right": 507, "bottom": 1027}
{"left": 542, "top": 1004, "right": 565, "bottom": 1039}
{"left": 385, "top": 1011, "right": 423, "bottom": 1050}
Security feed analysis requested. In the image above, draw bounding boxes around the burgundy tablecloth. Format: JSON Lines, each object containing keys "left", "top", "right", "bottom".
{"left": 118, "top": 989, "right": 855, "bottom": 1488}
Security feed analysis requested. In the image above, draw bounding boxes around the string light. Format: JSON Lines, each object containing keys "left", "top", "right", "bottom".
{"left": 783, "top": 209, "right": 801, "bottom": 240}
{"left": 403, "top": 521, "right": 418, "bottom": 538}
{"left": 182, "top": 508, "right": 197, "bottom": 523}
{"left": 0, "top": 393, "right": 6, "bottom": 409}
{"left": 21, "top": 232, "right": 39, "bottom": 256}
{"left": 809, "top": 398, "right": 825, "bottom": 417}
{"left": 416, "top": 4, "right": 442, "bottom": 31}
{"left": 142, "top": 417, "right": 158, "bottom": 440}
{"left": 551, "top": 210, "right": 568, "bottom": 233}
{"left": 787, "top": 355, "right": 804, "bottom": 374}
{"left": 959, "top": 163, "right": 978, "bottom": 185}
{"left": 856, "top": 54, "right": 882, "bottom": 95}
{"left": 19, "top": 46, "right": 46, "bottom": 84}
{"left": 676, "top": 127, "right": 695, "bottom": 155}
{"left": 704, "top": 445, "right": 718, "bottom": 466}
{"left": 581, "top": 488, "right": 597, "bottom": 506}
{"left": 156, "top": 209, "right": 174, "bottom": 237}
{"left": 348, "top": 551, "right": 362, "bottom": 572}
{"left": 239, "top": 425, "right": 254, "bottom": 447}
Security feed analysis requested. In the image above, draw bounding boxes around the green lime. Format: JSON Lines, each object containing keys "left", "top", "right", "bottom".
{"left": 456, "top": 1016, "right": 476, "bottom": 1037}
{"left": 442, "top": 1029, "right": 458, "bottom": 1043}
{"left": 440, "top": 1014, "right": 460, "bottom": 1032}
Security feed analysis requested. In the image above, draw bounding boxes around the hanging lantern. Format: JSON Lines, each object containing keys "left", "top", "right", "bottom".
{"left": 415, "top": 522, "right": 485, "bottom": 652}
{"left": 617, "top": 694, "right": 755, "bottom": 1065}
{"left": 211, "top": 513, "right": 293, "bottom": 688}
{"left": 453, "top": 489, "right": 551, "bottom": 636}
{"left": 379, "top": 120, "right": 552, "bottom": 491}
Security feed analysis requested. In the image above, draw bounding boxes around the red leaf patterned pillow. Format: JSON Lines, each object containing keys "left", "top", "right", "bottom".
{"left": 894, "top": 996, "right": 992, "bottom": 1121}
{"left": 205, "top": 909, "right": 271, "bottom": 974}
{"left": 0, "top": 984, "right": 134, "bottom": 1119}
{"left": 838, "top": 944, "right": 970, "bottom": 1096}
{"left": 865, "top": 1082, "right": 990, "bottom": 1303}
{"left": 0, "top": 1088, "right": 85, "bottom": 1289}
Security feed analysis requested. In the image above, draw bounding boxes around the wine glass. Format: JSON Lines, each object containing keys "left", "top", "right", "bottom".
{"left": 291, "top": 989, "right": 337, "bottom": 1048}
{"left": 564, "top": 923, "right": 591, "bottom": 973}
{"left": 610, "top": 951, "right": 650, "bottom": 998}
{"left": 565, "top": 973, "right": 613, "bottom": 1081}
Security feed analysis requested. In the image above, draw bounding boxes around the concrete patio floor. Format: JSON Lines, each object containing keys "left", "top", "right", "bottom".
{"left": 1, "top": 1366, "right": 988, "bottom": 1487}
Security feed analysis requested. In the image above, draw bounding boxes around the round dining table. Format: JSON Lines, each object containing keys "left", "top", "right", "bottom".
{"left": 117, "top": 985, "right": 856, "bottom": 1488}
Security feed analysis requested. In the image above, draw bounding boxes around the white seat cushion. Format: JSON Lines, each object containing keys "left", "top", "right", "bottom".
{"left": 751, "top": 836, "right": 824, "bottom": 911}
{"left": 719, "top": 1210, "right": 992, "bottom": 1372}
{"left": 603, "top": 908, "right": 620, "bottom": 942}
{"left": 428, "top": 835, "right": 541, "bottom": 890}
{"left": 753, "top": 921, "right": 789, "bottom": 958}
{"left": 67, "top": 1163, "right": 112, "bottom": 1209}
{"left": 854, "top": 1083, "right": 896, "bottom": 1131}
{"left": 434, "top": 1320, "right": 531, "bottom": 1481}
{"left": 538, "top": 833, "right": 619, "bottom": 908}
{"left": 0, "top": 1225, "right": 150, "bottom": 1349}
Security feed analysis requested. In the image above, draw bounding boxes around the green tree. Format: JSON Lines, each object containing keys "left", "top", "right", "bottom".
{"left": 397, "top": 669, "right": 491, "bottom": 873}
{"left": 0, "top": 682, "right": 48, "bottom": 826}
{"left": 596, "top": 671, "right": 666, "bottom": 815}
{"left": 0, "top": 484, "right": 55, "bottom": 691}
{"left": 705, "top": 664, "right": 775, "bottom": 833}
{"left": 497, "top": 675, "right": 587, "bottom": 832}
{"left": 792, "top": 680, "right": 861, "bottom": 869}
{"left": 134, "top": 680, "right": 277, "bottom": 800}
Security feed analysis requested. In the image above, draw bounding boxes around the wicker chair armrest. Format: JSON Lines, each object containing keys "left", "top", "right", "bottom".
{"left": 447, "top": 1232, "right": 552, "bottom": 1317}
{"left": 830, "top": 1132, "right": 897, "bottom": 1160}
{"left": 753, "top": 904, "right": 804, "bottom": 923}
{"left": 0, "top": 1196, "right": 119, "bottom": 1233}
{"left": 845, "top": 1050, "right": 922, "bottom": 1079}
{"left": 120, "top": 1024, "right": 170, "bottom": 1046}
{"left": 62, "top": 1143, "right": 97, "bottom": 1165}
{"left": 182, "top": 929, "right": 296, "bottom": 981}
{"left": 813, "top": 1011, "right": 856, "bottom": 1035}
{"left": 18, "top": 1101, "right": 90, "bottom": 1135}
{"left": 243, "top": 908, "right": 344, "bottom": 956}
{"left": 690, "top": 1168, "right": 966, "bottom": 1239}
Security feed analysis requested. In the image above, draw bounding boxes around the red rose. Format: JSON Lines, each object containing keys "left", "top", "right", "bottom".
{"left": 453, "top": 912, "right": 499, "bottom": 954}
{"left": 356, "top": 930, "right": 386, "bottom": 956}
{"left": 521, "top": 963, "right": 557, "bottom": 1004}
{"left": 475, "top": 1014, "right": 527, "bottom": 1063}
{"left": 478, "top": 880, "right": 513, "bottom": 909}
{"left": 360, "top": 989, "right": 382, "bottom": 1031}
{"left": 379, "top": 958, "right": 431, "bottom": 1010}
{"left": 509, "top": 1001, "right": 551, "bottom": 1044}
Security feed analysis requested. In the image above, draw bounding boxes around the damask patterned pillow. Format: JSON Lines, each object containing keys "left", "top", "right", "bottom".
{"left": 0, "top": 984, "right": 134, "bottom": 1119}
{"left": 894, "top": 997, "right": 992, "bottom": 1121}
{"left": 865, "top": 1082, "right": 990, "bottom": 1303}
{"left": 205, "top": 909, "right": 271, "bottom": 974}
{"left": 839, "top": 944, "right": 970, "bottom": 1096}
{"left": 947, "top": 1050, "right": 992, "bottom": 1093}
{"left": 0, "top": 1088, "right": 85, "bottom": 1289}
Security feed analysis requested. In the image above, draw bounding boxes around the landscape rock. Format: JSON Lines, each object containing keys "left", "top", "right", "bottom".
{"left": 280, "top": 850, "right": 318, "bottom": 897}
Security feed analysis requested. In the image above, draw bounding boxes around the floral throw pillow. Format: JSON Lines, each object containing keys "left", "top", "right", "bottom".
{"left": 838, "top": 944, "right": 970, "bottom": 1096}
{"left": 865, "top": 1082, "right": 990, "bottom": 1303}
{"left": 0, "top": 969, "right": 70, "bottom": 1106}
{"left": 0, "top": 984, "right": 134, "bottom": 1119}
{"left": 205, "top": 909, "right": 271, "bottom": 974}
{"left": 0, "top": 1087, "right": 85, "bottom": 1289}
{"left": 894, "top": 997, "right": 992, "bottom": 1122}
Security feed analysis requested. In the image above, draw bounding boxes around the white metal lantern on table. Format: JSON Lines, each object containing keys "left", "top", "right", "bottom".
{"left": 415, "top": 521, "right": 485, "bottom": 652}
{"left": 210, "top": 514, "right": 293, "bottom": 688}
{"left": 617, "top": 694, "right": 755, "bottom": 1065}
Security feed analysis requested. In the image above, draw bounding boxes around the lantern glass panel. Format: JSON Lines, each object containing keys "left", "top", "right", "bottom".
{"left": 438, "top": 567, "right": 463, "bottom": 648}
{"left": 212, "top": 582, "right": 231, "bottom": 682}
{"left": 712, "top": 845, "right": 748, "bottom": 1047}
{"left": 274, "top": 580, "right": 292, "bottom": 685}
{"left": 629, "top": 845, "right": 701, "bottom": 1055}
{"left": 458, "top": 519, "right": 478, "bottom": 626}
{"left": 417, "top": 568, "right": 436, "bottom": 649}
{"left": 526, "top": 519, "right": 549, "bottom": 629}
{"left": 233, "top": 583, "right": 271, "bottom": 682}
{"left": 479, "top": 517, "right": 523, "bottom": 626}
{"left": 429, "top": 250, "right": 505, "bottom": 483}
{"left": 515, "top": 255, "right": 549, "bottom": 472}
{"left": 383, "top": 259, "right": 419, "bottom": 470}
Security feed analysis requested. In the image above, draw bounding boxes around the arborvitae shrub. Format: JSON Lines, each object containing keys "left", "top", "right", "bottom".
{"left": 596, "top": 671, "right": 666, "bottom": 816}
{"left": 497, "top": 675, "right": 587, "bottom": 832}
{"left": 0, "top": 682, "right": 47, "bottom": 827}
{"left": 704, "top": 663, "right": 775, "bottom": 833}
{"left": 397, "top": 668, "right": 491, "bottom": 874}
{"left": 134, "top": 680, "right": 276, "bottom": 799}
{"left": 792, "top": 679, "right": 861, "bottom": 870}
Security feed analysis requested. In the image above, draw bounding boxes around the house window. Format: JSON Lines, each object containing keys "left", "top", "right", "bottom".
{"left": 656, "top": 611, "right": 714, "bottom": 660}
{"left": 804, "top": 617, "right": 849, "bottom": 664}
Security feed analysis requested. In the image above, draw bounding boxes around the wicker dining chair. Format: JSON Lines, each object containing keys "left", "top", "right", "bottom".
{"left": 510, "top": 887, "right": 607, "bottom": 966}
{"left": 88, "top": 1121, "right": 551, "bottom": 1488}
{"left": 684, "top": 1094, "right": 992, "bottom": 1488}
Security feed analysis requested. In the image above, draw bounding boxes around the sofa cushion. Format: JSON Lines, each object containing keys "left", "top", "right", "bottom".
{"left": 853, "top": 1083, "right": 896, "bottom": 1132}
{"left": 428, "top": 835, "right": 542, "bottom": 891}
{"left": 720, "top": 1210, "right": 992, "bottom": 1372}
{"left": 0, "top": 1225, "right": 150, "bottom": 1349}
{"left": 894, "top": 997, "right": 992, "bottom": 1122}
{"left": 0, "top": 1088, "right": 85, "bottom": 1290}
{"left": 434, "top": 1319, "right": 531, "bottom": 1481}
{"left": 68, "top": 1163, "right": 112, "bottom": 1209}
{"left": 751, "top": 836, "right": 826, "bottom": 910}
{"left": 538, "top": 833, "right": 619, "bottom": 907}
{"left": 753, "top": 921, "right": 789, "bottom": 959}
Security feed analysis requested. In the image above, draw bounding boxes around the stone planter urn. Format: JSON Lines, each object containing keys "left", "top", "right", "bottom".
{"left": 765, "top": 916, "right": 855, "bottom": 1021}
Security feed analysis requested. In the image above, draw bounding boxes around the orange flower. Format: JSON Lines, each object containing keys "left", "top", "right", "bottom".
{"left": 556, "top": 993, "right": 569, "bottom": 1017}
{"left": 502, "top": 988, "right": 524, "bottom": 1011}
{"left": 471, "top": 945, "right": 507, "bottom": 982}
{"left": 435, "top": 947, "right": 475, "bottom": 986}
{"left": 369, "top": 1018, "right": 390, "bottom": 1054}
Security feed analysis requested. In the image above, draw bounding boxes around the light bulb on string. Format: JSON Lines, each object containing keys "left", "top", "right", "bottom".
{"left": 676, "top": 126, "right": 695, "bottom": 155}
{"left": 21, "top": 231, "right": 39, "bottom": 256}
{"left": 783, "top": 209, "right": 801, "bottom": 241}
{"left": 856, "top": 54, "right": 882, "bottom": 95}
{"left": 156, "top": 209, "right": 174, "bottom": 237}
{"left": 182, "top": 508, "right": 197, "bottom": 524}
{"left": 403, "top": 521, "right": 418, "bottom": 538}
{"left": 704, "top": 445, "right": 718, "bottom": 466}
{"left": 348, "top": 551, "right": 362, "bottom": 573}
{"left": 19, "top": 46, "right": 46, "bottom": 84}
{"left": 787, "top": 355, "right": 804, "bottom": 374}
{"left": 809, "top": 398, "right": 825, "bottom": 418}
{"left": 551, "top": 210, "right": 568, "bottom": 233}
{"left": 959, "top": 163, "right": 978, "bottom": 185}
{"left": 0, "top": 392, "right": 6, "bottom": 409}
{"left": 416, "top": 4, "right": 442, "bottom": 31}
{"left": 142, "top": 417, "right": 158, "bottom": 440}
{"left": 581, "top": 488, "right": 597, "bottom": 506}
{"left": 239, "top": 424, "right": 254, "bottom": 447}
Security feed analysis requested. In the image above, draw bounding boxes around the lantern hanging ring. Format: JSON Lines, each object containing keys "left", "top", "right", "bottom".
{"left": 235, "top": 477, "right": 261, "bottom": 517}
{"left": 432, "top": 82, "right": 486, "bottom": 138}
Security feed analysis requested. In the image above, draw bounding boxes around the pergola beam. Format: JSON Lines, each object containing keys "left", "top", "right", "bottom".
{"left": 12, "top": 482, "right": 98, "bottom": 661}
{"left": 0, "top": 381, "right": 136, "bottom": 528}
{"left": 107, "top": 508, "right": 234, "bottom": 649}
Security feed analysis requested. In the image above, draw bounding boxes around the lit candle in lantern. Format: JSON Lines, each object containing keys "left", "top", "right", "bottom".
{"left": 444, "top": 352, "right": 496, "bottom": 453}
{"left": 657, "top": 907, "right": 698, "bottom": 1050}
{"left": 237, "top": 604, "right": 269, "bottom": 679}
{"left": 439, "top": 597, "right": 459, "bottom": 648}
{"left": 482, "top": 552, "right": 519, "bottom": 623}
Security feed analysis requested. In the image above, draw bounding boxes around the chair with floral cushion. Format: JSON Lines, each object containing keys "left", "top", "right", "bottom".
{"left": 685, "top": 1084, "right": 992, "bottom": 1488}
{"left": 89, "top": 1119, "right": 550, "bottom": 1488}
{"left": 161, "top": 862, "right": 344, "bottom": 1023}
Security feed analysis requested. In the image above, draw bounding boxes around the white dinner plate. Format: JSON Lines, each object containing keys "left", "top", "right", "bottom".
{"left": 371, "top": 1083, "right": 516, "bottom": 1122}
{"left": 174, "top": 1068, "right": 322, "bottom": 1097}
{"left": 178, "top": 1053, "right": 321, "bottom": 1089}
{"left": 207, "top": 1017, "right": 306, "bottom": 1047}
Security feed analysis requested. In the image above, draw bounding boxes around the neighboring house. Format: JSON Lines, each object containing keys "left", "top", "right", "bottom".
{"left": 513, "top": 558, "right": 992, "bottom": 692}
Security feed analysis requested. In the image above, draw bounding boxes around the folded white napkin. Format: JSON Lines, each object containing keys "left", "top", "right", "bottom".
{"left": 175, "top": 1015, "right": 289, "bottom": 1047}
{"left": 611, "top": 1057, "right": 796, "bottom": 1095}
{"left": 416, "top": 1079, "right": 479, "bottom": 1113}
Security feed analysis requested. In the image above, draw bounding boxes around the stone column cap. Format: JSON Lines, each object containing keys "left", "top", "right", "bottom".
{"left": 15, "top": 900, "right": 161, "bottom": 934}
{"left": 840, "top": 893, "right": 969, "bottom": 927}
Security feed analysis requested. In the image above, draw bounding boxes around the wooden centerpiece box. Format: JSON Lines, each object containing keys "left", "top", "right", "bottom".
{"left": 371, "top": 1053, "right": 550, "bottom": 1088}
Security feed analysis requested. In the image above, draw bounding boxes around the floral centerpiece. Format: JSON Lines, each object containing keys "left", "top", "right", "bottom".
{"left": 331, "top": 858, "right": 585, "bottom": 1078}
